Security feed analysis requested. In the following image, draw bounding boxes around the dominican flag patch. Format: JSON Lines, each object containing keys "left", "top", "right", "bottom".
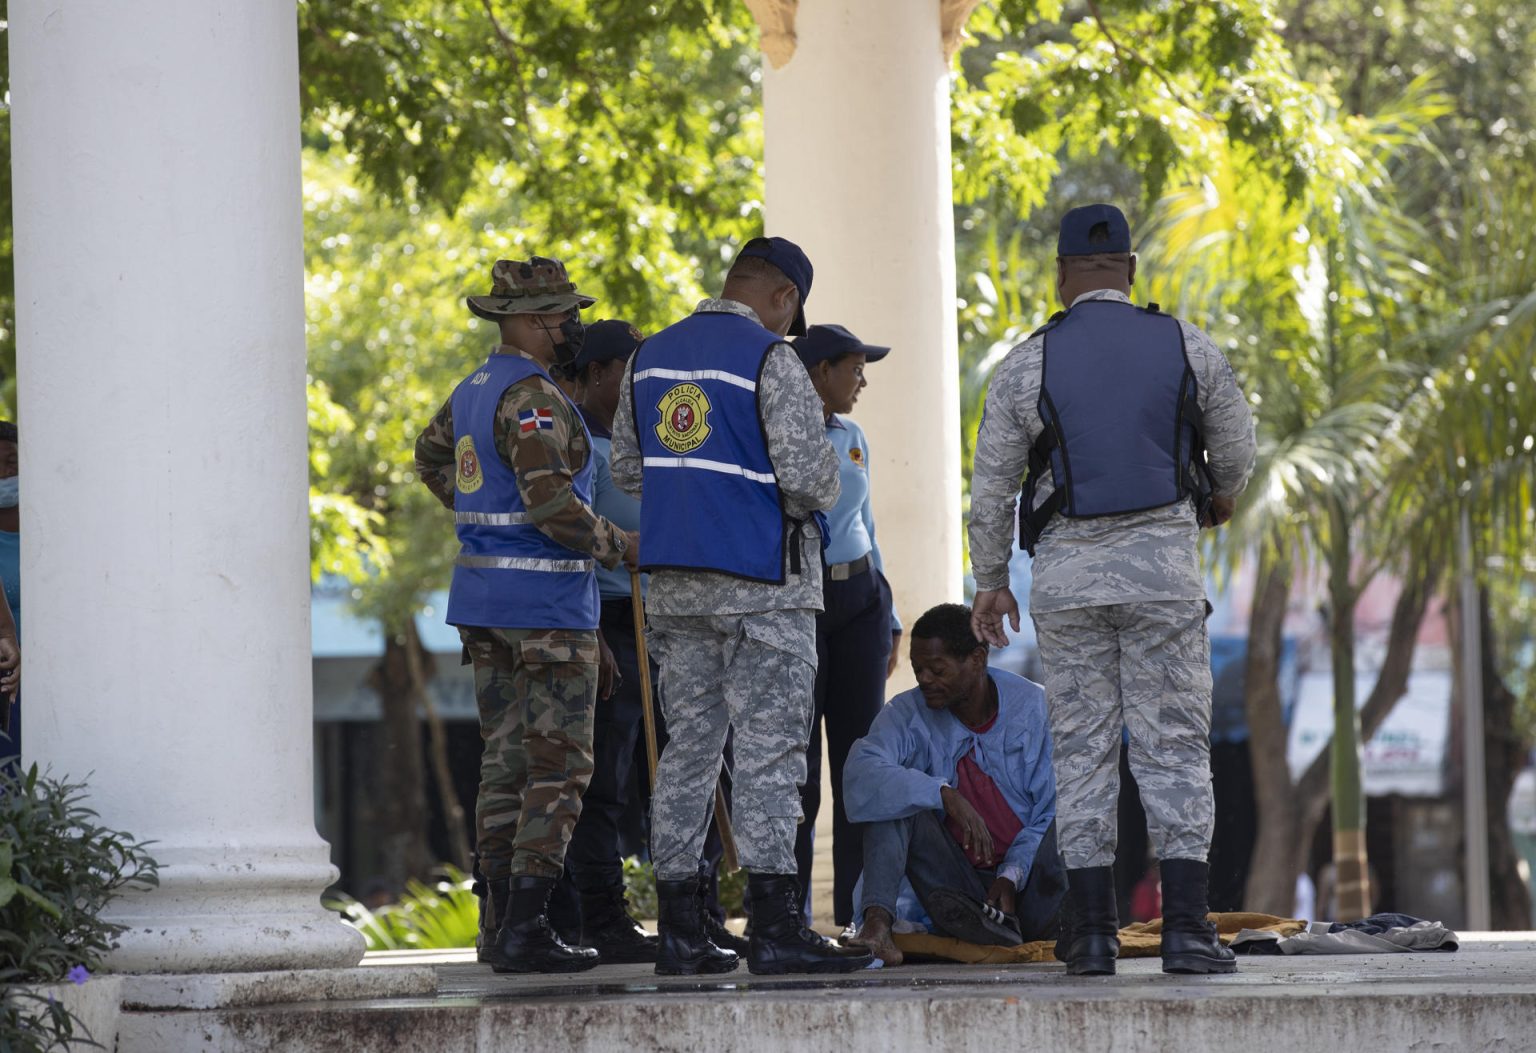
{"left": 519, "top": 408, "right": 555, "bottom": 434}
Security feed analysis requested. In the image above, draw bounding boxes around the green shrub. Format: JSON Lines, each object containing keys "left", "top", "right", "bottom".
{"left": 330, "top": 867, "right": 479, "bottom": 952}
{"left": 0, "top": 764, "right": 159, "bottom": 1053}
{"left": 331, "top": 857, "right": 747, "bottom": 953}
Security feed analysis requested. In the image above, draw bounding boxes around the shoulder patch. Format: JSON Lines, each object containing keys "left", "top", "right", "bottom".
{"left": 848, "top": 446, "right": 866, "bottom": 468}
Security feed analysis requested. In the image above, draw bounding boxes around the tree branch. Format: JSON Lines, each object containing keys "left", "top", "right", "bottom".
{"left": 1083, "top": 0, "right": 1217, "bottom": 122}
{"left": 479, "top": 0, "right": 542, "bottom": 163}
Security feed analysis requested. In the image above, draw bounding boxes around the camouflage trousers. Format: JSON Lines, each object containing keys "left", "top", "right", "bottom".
{"left": 459, "top": 626, "right": 598, "bottom": 881}
{"left": 647, "top": 609, "right": 816, "bottom": 880}
{"left": 1031, "top": 600, "right": 1214, "bottom": 869}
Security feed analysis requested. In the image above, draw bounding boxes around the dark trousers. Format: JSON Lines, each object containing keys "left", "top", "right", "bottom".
{"left": 795, "top": 567, "right": 892, "bottom": 926}
{"left": 549, "top": 597, "right": 727, "bottom": 934}
{"left": 861, "top": 810, "right": 1066, "bottom": 943}
{"left": 0, "top": 694, "right": 18, "bottom": 781}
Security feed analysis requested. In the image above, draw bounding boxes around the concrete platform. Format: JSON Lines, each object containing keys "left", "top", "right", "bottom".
{"left": 115, "top": 935, "right": 1536, "bottom": 1052}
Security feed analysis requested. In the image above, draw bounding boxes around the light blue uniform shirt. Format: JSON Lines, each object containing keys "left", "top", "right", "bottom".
{"left": 588, "top": 426, "right": 644, "bottom": 603}
{"left": 824, "top": 415, "right": 899, "bottom": 630}
{"left": 844, "top": 668, "right": 1056, "bottom": 890}
{"left": 0, "top": 530, "right": 18, "bottom": 636}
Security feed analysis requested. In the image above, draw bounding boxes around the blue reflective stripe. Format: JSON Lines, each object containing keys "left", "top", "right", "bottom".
{"left": 641, "top": 455, "right": 777, "bottom": 485}
{"left": 632, "top": 366, "right": 758, "bottom": 392}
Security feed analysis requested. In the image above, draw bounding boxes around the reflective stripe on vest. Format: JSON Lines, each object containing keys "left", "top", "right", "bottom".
{"left": 632, "top": 311, "right": 790, "bottom": 583}
{"left": 456, "top": 554, "right": 595, "bottom": 573}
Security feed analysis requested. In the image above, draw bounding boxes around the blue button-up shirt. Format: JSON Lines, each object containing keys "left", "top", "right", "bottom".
{"left": 582, "top": 408, "right": 644, "bottom": 602}
{"left": 844, "top": 668, "right": 1056, "bottom": 889}
{"left": 824, "top": 414, "right": 899, "bottom": 630}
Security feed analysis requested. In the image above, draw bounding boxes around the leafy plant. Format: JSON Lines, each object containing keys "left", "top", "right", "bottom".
{"left": 330, "top": 866, "right": 480, "bottom": 952}
{"left": 0, "top": 765, "right": 159, "bottom": 1053}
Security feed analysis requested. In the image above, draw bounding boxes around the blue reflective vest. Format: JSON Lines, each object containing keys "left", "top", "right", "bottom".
{"left": 631, "top": 311, "right": 790, "bottom": 583}
{"left": 1018, "top": 299, "right": 1213, "bottom": 555}
{"left": 445, "top": 353, "right": 599, "bottom": 630}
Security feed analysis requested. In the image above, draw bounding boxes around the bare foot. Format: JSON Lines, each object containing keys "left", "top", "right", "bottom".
{"left": 847, "top": 907, "right": 904, "bottom": 966}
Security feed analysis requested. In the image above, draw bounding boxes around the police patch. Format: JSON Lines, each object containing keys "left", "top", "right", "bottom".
{"left": 456, "top": 435, "right": 484, "bottom": 494}
{"left": 849, "top": 447, "right": 866, "bottom": 468}
{"left": 655, "top": 382, "right": 712, "bottom": 454}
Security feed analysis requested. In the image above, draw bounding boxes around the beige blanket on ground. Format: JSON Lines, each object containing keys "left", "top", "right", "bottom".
{"left": 890, "top": 912, "right": 1308, "bottom": 964}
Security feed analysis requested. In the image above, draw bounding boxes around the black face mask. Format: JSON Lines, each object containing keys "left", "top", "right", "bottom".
{"left": 538, "top": 313, "right": 585, "bottom": 370}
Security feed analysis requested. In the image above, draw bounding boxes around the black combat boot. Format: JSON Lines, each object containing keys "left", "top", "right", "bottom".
{"left": 580, "top": 885, "right": 659, "bottom": 965}
{"left": 1159, "top": 858, "right": 1237, "bottom": 975}
{"left": 1061, "top": 866, "right": 1119, "bottom": 976}
{"left": 490, "top": 875, "right": 601, "bottom": 974}
{"left": 656, "top": 877, "right": 739, "bottom": 975}
{"left": 746, "top": 873, "right": 873, "bottom": 975}
{"left": 476, "top": 876, "right": 510, "bottom": 964}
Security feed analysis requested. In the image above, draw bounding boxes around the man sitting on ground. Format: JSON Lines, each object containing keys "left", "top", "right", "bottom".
{"left": 843, "top": 603, "right": 1065, "bottom": 964}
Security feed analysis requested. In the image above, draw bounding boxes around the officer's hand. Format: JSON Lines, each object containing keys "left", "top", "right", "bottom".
{"left": 621, "top": 530, "right": 641, "bottom": 571}
{"left": 0, "top": 637, "right": 17, "bottom": 702}
{"left": 596, "top": 631, "right": 620, "bottom": 701}
{"left": 941, "top": 785, "right": 995, "bottom": 865}
{"left": 1203, "top": 494, "right": 1236, "bottom": 529}
{"left": 885, "top": 631, "right": 902, "bottom": 680}
{"left": 986, "top": 875, "right": 1017, "bottom": 917}
{"left": 971, "top": 589, "right": 1019, "bottom": 650}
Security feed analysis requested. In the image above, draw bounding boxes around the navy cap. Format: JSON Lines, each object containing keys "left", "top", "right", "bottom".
{"left": 793, "top": 324, "right": 890, "bottom": 368}
{"left": 572, "top": 319, "right": 643, "bottom": 371}
{"left": 736, "top": 236, "right": 814, "bottom": 336}
{"left": 1057, "top": 203, "right": 1132, "bottom": 256}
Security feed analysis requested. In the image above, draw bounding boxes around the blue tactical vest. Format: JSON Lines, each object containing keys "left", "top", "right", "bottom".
{"left": 445, "top": 353, "right": 600, "bottom": 630}
{"left": 1018, "top": 299, "right": 1214, "bottom": 555}
{"left": 631, "top": 311, "right": 792, "bottom": 583}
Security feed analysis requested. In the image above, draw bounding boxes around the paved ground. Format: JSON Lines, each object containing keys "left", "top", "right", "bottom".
{"left": 120, "top": 935, "right": 1536, "bottom": 1052}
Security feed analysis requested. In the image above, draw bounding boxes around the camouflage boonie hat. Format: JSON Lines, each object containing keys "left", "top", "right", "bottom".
{"left": 466, "top": 256, "right": 597, "bottom": 321}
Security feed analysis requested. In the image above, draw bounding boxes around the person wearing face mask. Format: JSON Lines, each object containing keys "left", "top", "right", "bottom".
{"left": 842, "top": 604, "right": 1065, "bottom": 966}
{"left": 788, "top": 324, "right": 901, "bottom": 932}
{"left": 0, "top": 421, "right": 20, "bottom": 770}
{"left": 610, "top": 236, "right": 871, "bottom": 976}
{"left": 414, "top": 256, "right": 639, "bottom": 974}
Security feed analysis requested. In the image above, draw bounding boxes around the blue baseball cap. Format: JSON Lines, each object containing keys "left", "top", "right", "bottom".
{"left": 736, "top": 236, "right": 814, "bottom": 335}
{"left": 1057, "top": 204, "right": 1132, "bottom": 256}
{"left": 793, "top": 324, "right": 890, "bottom": 368}
{"left": 572, "top": 319, "right": 643, "bottom": 371}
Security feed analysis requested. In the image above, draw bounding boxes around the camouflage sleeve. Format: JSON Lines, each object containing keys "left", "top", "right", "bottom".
{"left": 759, "top": 344, "right": 840, "bottom": 518}
{"left": 609, "top": 360, "right": 643, "bottom": 499}
{"left": 1183, "top": 322, "right": 1257, "bottom": 498}
{"left": 413, "top": 397, "right": 458, "bottom": 510}
{"left": 497, "top": 378, "right": 628, "bottom": 568}
{"left": 967, "top": 336, "right": 1044, "bottom": 592}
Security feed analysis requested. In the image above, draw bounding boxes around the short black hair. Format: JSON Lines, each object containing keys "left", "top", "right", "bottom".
{"left": 910, "top": 603, "right": 985, "bottom": 659}
{"left": 0, "top": 422, "right": 16, "bottom": 445}
{"left": 725, "top": 253, "right": 793, "bottom": 288}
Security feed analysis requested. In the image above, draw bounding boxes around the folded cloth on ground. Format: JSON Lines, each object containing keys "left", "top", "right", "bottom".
{"left": 890, "top": 912, "right": 1306, "bottom": 965}
{"left": 1231, "top": 916, "right": 1457, "bottom": 956}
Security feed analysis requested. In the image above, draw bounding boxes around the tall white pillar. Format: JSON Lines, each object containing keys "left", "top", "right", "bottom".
{"left": 11, "top": 3, "right": 363, "bottom": 971}
{"left": 761, "top": 1, "right": 965, "bottom": 666}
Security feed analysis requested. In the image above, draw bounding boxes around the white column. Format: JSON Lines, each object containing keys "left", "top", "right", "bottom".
{"left": 11, "top": 3, "right": 363, "bottom": 972}
{"left": 762, "top": 0, "right": 964, "bottom": 671}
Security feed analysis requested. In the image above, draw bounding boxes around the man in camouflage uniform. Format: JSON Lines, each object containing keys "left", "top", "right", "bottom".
{"left": 415, "top": 256, "right": 638, "bottom": 973}
{"left": 610, "top": 237, "right": 872, "bottom": 975}
{"left": 968, "top": 205, "right": 1256, "bottom": 976}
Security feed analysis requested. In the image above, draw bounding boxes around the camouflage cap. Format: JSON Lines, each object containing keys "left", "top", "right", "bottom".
{"left": 466, "top": 256, "right": 598, "bottom": 320}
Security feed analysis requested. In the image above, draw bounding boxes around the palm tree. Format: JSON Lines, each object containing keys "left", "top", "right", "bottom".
{"left": 1140, "top": 78, "right": 1454, "bottom": 918}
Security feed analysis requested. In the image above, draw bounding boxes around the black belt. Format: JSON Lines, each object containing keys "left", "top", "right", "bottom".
{"left": 826, "top": 553, "right": 871, "bottom": 581}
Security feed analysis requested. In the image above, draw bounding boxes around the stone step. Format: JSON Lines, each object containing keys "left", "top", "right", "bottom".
{"left": 111, "top": 942, "right": 1536, "bottom": 1052}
